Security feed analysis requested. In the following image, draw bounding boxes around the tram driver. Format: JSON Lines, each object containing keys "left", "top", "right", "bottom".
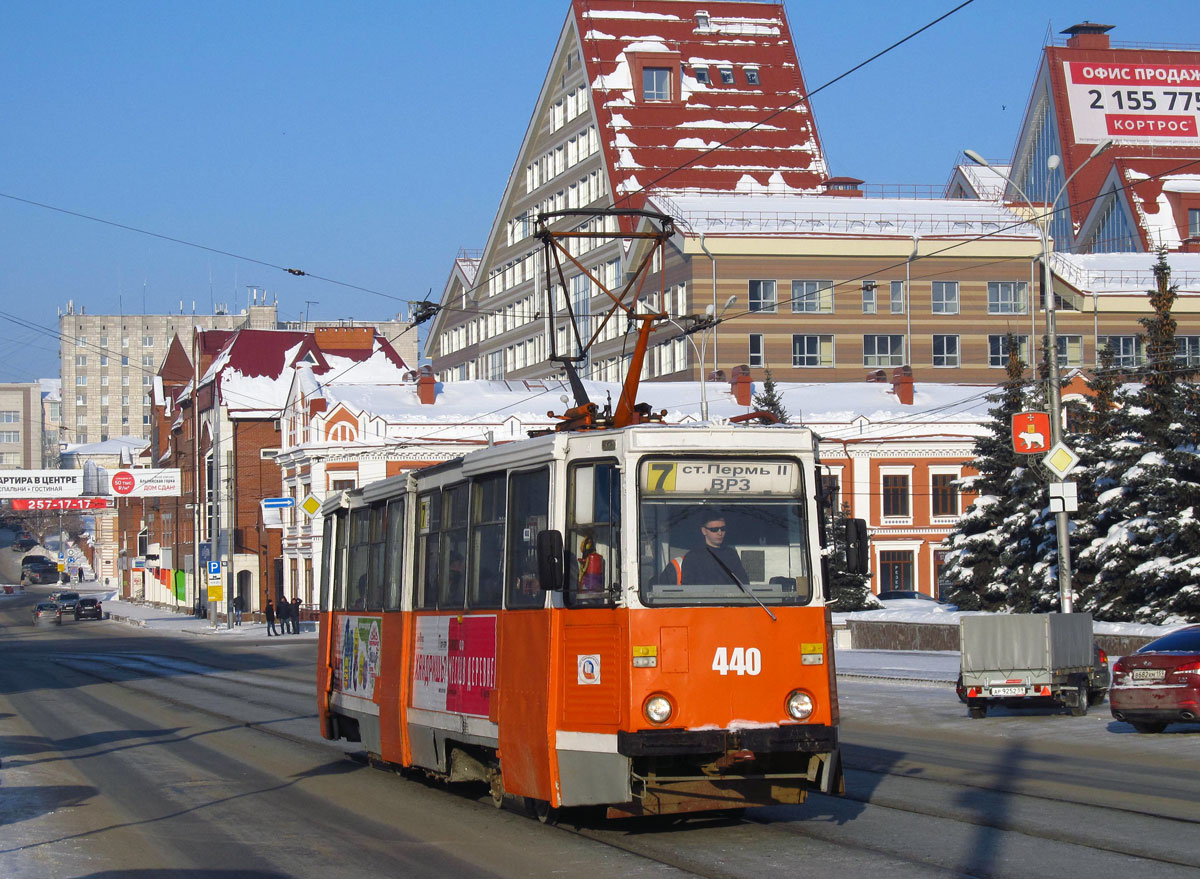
{"left": 660, "top": 512, "right": 749, "bottom": 586}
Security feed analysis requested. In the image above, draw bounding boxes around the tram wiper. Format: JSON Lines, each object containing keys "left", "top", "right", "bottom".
{"left": 706, "top": 549, "right": 776, "bottom": 621}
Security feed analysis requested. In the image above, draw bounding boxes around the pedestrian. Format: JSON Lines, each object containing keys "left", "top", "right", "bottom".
{"left": 278, "top": 594, "right": 293, "bottom": 634}
{"left": 291, "top": 595, "right": 302, "bottom": 634}
{"left": 265, "top": 599, "right": 278, "bottom": 636}
{"left": 233, "top": 593, "right": 244, "bottom": 626}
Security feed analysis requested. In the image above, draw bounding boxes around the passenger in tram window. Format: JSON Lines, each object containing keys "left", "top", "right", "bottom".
{"left": 577, "top": 534, "right": 605, "bottom": 598}
{"left": 446, "top": 553, "right": 465, "bottom": 605}
{"left": 660, "top": 513, "right": 749, "bottom": 586}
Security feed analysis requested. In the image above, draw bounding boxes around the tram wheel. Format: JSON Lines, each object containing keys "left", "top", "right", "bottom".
{"left": 531, "top": 798, "right": 558, "bottom": 825}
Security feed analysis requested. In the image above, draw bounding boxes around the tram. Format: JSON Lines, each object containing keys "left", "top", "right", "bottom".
{"left": 315, "top": 210, "right": 867, "bottom": 817}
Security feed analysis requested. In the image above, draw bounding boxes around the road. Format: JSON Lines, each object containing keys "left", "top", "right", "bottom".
{"left": 1, "top": 588, "right": 1198, "bottom": 879}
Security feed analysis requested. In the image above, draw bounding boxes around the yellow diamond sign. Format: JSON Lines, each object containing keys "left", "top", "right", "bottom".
{"left": 1042, "top": 442, "right": 1080, "bottom": 479}
{"left": 300, "top": 494, "right": 321, "bottom": 517}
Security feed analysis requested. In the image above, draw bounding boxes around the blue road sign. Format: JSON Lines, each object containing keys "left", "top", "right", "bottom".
{"left": 262, "top": 497, "right": 295, "bottom": 509}
{"left": 199, "top": 544, "right": 212, "bottom": 565}
{"left": 208, "top": 560, "right": 221, "bottom": 578}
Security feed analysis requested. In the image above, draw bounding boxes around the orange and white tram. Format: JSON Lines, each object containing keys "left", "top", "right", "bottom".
{"left": 317, "top": 422, "right": 862, "bottom": 817}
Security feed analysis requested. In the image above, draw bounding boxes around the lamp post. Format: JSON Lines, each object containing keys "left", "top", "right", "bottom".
{"left": 964, "top": 139, "right": 1113, "bottom": 613}
{"left": 670, "top": 294, "right": 737, "bottom": 421}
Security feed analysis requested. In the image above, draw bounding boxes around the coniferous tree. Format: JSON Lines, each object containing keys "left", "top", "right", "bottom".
{"left": 1078, "top": 249, "right": 1200, "bottom": 623}
{"left": 942, "top": 338, "right": 1045, "bottom": 611}
{"left": 752, "top": 369, "right": 789, "bottom": 423}
{"left": 824, "top": 502, "right": 874, "bottom": 609}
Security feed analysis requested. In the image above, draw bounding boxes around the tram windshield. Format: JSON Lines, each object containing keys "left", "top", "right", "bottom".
{"left": 637, "top": 458, "right": 814, "bottom": 608}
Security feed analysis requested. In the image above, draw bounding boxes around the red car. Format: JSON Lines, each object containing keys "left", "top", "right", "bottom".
{"left": 1110, "top": 625, "right": 1200, "bottom": 733}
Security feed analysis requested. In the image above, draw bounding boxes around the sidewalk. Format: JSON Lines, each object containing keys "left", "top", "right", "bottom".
{"left": 104, "top": 596, "right": 317, "bottom": 639}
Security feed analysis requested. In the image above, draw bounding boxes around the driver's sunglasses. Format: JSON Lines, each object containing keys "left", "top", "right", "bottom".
{"left": 704, "top": 525, "right": 727, "bottom": 532}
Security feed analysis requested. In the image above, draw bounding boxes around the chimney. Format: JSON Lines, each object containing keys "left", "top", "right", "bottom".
{"left": 819, "top": 176, "right": 865, "bottom": 198}
{"left": 892, "top": 365, "right": 914, "bottom": 405}
{"left": 730, "top": 364, "right": 753, "bottom": 407}
{"left": 417, "top": 365, "right": 438, "bottom": 405}
{"left": 1062, "top": 22, "right": 1114, "bottom": 50}
{"left": 308, "top": 398, "right": 327, "bottom": 417}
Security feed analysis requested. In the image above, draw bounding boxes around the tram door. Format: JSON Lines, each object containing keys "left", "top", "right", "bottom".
{"left": 495, "top": 467, "right": 555, "bottom": 800}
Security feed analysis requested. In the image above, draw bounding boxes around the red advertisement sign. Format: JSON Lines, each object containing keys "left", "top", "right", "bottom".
{"left": 11, "top": 497, "right": 114, "bottom": 511}
{"left": 1106, "top": 114, "right": 1197, "bottom": 138}
{"left": 413, "top": 615, "right": 497, "bottom": 716}
{"left": 1064, "top": 61, "right": 1200, "bottom": 146}
{"left": 1012, "top": 411, "right": 1052, "bottom": 454}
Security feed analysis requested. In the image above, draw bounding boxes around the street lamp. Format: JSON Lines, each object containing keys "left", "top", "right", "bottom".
{"left": 965, "top": 139, "right": 1113, "bottom": 613}
{"left": 669, "top": 294, "right": 737, "bottom": 421}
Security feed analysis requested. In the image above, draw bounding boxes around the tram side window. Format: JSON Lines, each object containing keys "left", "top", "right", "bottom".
{"left": 415, "top": 491, "right": 441, "bottom": 610}
{"left": 506, "top": 467, "right": 549, "bottom": 609}
{"left": 345, "top": 507, "right": 371, "bottom": 610}
{"left": 469, "top": 474, "right": 506, "bottom": 608}
{"left": 440, "top": 483, "right": 469, "bottom": 609}
{"left": 383, "top": 498, "right": 405, "bottom": 610}
{"left": 319, "top": 512, "right": 336, "bottom": 611}
{"left": 567, "top": 461, "right": 620, "bottom": 607}
{"left": 365, "top": 503, "right": 387, "bottom": 610}
{"left": 331, "top": 512, "right": 346, "bottom": 610}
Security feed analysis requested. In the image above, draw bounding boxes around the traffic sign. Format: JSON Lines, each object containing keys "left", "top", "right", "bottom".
{"left": 1043, "top": 442, "right": 1081, "bottom": 479}
{"left": 261, "top": 497, "right": 295, "bottom": 509}
{"left": 300, "top": 494, "right": 321, "bottom": 516}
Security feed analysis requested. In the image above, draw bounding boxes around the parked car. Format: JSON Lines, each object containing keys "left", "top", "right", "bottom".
{"left": 55, "top": 591, "right": 81, "bottom": 613}
{"left": 1110, "top": 625, "right": 1200, "bottom": 733}
{"left": 32, "top": 602, "right": 62, "bottom": 625}
{"left": 12, "top": 532, "right": 37, "bottom": 552}
{"left": 22, "top": 557, "right": 60, "bottom": 586}
{"left": 74, "top": 597, "right": 103, "bottom": 620}
{"left": 957, "top": 642, "right": 1110, "bottom": 707}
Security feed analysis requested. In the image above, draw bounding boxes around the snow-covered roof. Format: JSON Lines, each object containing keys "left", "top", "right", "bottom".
{"left": 60, "top": 436, "right": 149, "bottom": 458}
{"left": 575, "top": 0, "right": 828, "bottom": 200}
{"left": 39, "top": 377, "right": 61, "bottom": 401}
{"left": 650, "top": 190, "right": 1040, "bottom": 240}
{"left": 1052, "top": 251, "right": 1200, "bottom": 296}
{"left": 945, "top": 163, "right": 1011, "bottom": 201}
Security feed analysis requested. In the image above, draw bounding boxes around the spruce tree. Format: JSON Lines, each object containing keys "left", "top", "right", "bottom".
{"left": 942, "top": 337, "right": 1045, "bottom": 611}
{"left": 1078, "top": 249, "right": 1200, "bottom": 623}
{"left": 825, "top": 502, "right": 874, "bottom": 609}
{"left": 752, "top": 369, "right": 789, "bottom": 423}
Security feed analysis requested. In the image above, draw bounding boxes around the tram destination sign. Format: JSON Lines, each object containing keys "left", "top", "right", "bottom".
{"left": 0, "top": 470, "right": 84, "bottom": 498}
{"left": 641, "top": 460, "right": 799, "bottom": 495}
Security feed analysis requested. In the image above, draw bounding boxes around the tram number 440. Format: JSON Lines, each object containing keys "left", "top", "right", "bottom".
{"left": 712, "top": 647, "right": 762, "bottom": 676}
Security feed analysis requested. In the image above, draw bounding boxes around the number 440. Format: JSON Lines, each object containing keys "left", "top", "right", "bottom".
{"left": 712, "top": 646, "right": 762, "bottom": 676}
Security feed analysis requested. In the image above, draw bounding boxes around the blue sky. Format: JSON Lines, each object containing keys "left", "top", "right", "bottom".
{"left": 2, "top": 0, "right": 1198, "bottom": 381}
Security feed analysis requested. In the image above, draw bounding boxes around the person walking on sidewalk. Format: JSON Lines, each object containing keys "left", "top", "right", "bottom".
{"left": 265, "top": 599, "right": 278, "bottom": 636}
{"left": 232, "top": 594, "right": 244, "bottom": 627}
{"left": 291, "top": 595, "right": 302, "bottom": 634}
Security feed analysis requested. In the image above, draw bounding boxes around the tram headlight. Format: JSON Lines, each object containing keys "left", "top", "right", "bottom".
{"left": 786, "top": 690, "right": 814, "bottom": 721}
{"left": 643, "top": 694, "right": 674, "bottom": 725}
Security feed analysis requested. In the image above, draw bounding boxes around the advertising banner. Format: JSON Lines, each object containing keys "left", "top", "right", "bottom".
{"left": 334, "top": 616, "right": 383, "bottom": 699}
{"left": 0, "top": 470, "right": 84, "bottom": 498}
{"left": 412, "top": 615, "right": 497, "bottom": 716}
{"left": 103, "top": 468, "right": 182, "bottom": 497}
{"left": 1064, "top": 61, "right": 1200, "bottom": 145}
{"left": 11, "top": 497, "right": 114, "bottom": 510}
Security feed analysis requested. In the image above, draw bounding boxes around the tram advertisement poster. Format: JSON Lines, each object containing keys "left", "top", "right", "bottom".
{"left": 412, "top": 615, "right": 497, "bottom": 716}
{"left": 334, "top": 616, "right": 382, "bottom": 699}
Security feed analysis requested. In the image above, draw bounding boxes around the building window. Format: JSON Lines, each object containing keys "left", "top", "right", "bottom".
{"left": 931, "top": 281, "right": 959, "bottom": 314}
{"left": 1190, "top": 208, "right": 1200, "bottom": 239}
{"left": 744, "top": 67, "right": 760, "bottom": 85}
{"left": 1177, "top": 336, "right": 1200, "bottom": 367}
{"left": 694, "top": 66, "right": 710, "bottom": 84}
{"left": 987, "top": 281, "right": 1028, "bottom": 314}
{"left": 890, "top": 281, "right": 905, "bottom": 314}
{"left": 719, "top": 66, "right": 734, "bottom": 84}
{"left": 988, "top": 334, "right": 1030, "bottom": 368}
{"left": 76, "top": 355, "right": 87, "bottom": 366}
{"left": 76, "top": 394, "right": 86, "bottom": 406}
{"left": 643, "top": 67, "right": 671, "bottom": 101}
{"left": 882, "top": 474, "right": 910, "bottom": 518}
{"left": 791, "top": 280, "right": 833, "bottom": 313}
{"left": 749, "top": 334, "right": 764, "bottom": 367}
{"left": 142, "top": 335, "right": 154, "bottom": 347}
{"left": 931, "top": 473, "right": 959, "bottom": 518}
{"left": 0, "top": 431, "right": 19, "bottom": 444}
{"left": 1057, "top": 335, "right": 1083, "bottom": 368}
{"left": 862, "top": 282, "right": 877, "bottom": 314}
{"left": 122, "top": 375, "right": 130, "bottom": 386}
{"left": 695, "top": 11, "right": 710, "bottom": 28}
{"left": 76, "top": 376, "right": 87, "bottom": 386}
{"left": 748, "top": 279, "right": 776, "bottom": 312}
{"left": 1099, "top": 335, "right": 1142, "bottom": 369}
{"left": 879, "top": 550, "right": 914, "bottom": 591}
{"left": 792, "top": 334, "right": 833, "bottom": 367}
{"left": 0, "top": 411, "right": 18, "bottom": 423}
{"left": 121, "top": 356, "right": 129, "bottom": 366}
{"left": 864, "top": 334, "right": 904, "bottom": 367}
{"left": 932, "top": 334, "right": 959, "bottom": 367}
{"left": 100, "top": 355, "right": 108, "bottom": 367}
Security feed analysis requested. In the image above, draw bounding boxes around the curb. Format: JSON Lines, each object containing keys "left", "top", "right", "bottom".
{"left": 107, "top": 613, "right": 147, "bottom": 628}
{"left": 837, "top": 673, "right": 955, "bottom": 688}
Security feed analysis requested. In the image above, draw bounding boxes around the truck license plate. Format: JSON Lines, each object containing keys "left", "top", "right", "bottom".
{"left": 989, "top": 686, "right": 1026, "bottom": 696}
{"left": 1131, "top": 669, "right": 1166, "bottom": 681}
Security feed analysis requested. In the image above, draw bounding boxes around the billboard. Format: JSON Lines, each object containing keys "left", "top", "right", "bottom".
{"left": 0, "top": 470, "right": 84, "bottom": 498}
{"left": 1064, "top": 61, "right": 1200, "bottom": 146}
{"left": 104, "top": 468, "right": 182, "bottom": 497}
{"left": 11, "top": 498, "right": 114, "bottom": 511}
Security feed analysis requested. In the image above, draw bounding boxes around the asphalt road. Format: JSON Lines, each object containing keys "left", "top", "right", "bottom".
{"left": 2, "top": 588, "right": 1198, "bottom": 879}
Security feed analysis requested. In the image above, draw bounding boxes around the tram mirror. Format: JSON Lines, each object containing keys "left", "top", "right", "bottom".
{"left": 536, "top": 530, "right": 565, "bottom": 592}
{"left": 574, "top": 467, "right": 595, "bottom": 526}
{"left": 845, "top": 518, "right": 869, "bottom": 575}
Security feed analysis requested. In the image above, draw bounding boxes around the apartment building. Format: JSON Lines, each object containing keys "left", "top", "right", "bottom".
{"left": 0, "top": 382, "right": 46, "bottom": 469}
